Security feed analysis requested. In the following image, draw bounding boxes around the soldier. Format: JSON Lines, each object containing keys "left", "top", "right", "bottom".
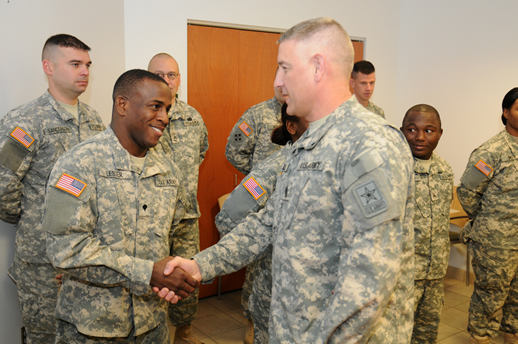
{"left": 225, "top": 71, "right": 286, "bottom": 175}
{"left": 350, "top": 60, "right": 385, "bottom": 118}
{"left": 160, "top": 17, "right": 415, "bottom": 343}
{"left": 401, "top": 104, "right": 453, "bottom": 344}
{"left": 216, "top": 103, "right": 308, "bottom": 344}
{"left": 148, "top": 53, "right": 208, "bottom": 344}
{"left": 458, "top": 87, "right": 518, "bottom": 344}
{"left": 0, "top": 34, "right": 105, "bottom": 343}
{"left": 45, "top": 69, "right": 199, "bottom": 343}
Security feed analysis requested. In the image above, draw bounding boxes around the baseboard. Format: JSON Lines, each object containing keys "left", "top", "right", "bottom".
{"left": 446, "top": 265, "right": 475, "bottom": 284}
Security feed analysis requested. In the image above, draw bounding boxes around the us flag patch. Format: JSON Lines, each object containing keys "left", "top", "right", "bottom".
{"left": 238, "top": 121, "right": 253, "bottom": 136}
{"left": 475, "top": 159, "right": 493, "bottom": 176}
{"left": 10, "top": 127, "right": 34, "bottom": 148}
{"left": 243, "top": 177, "right": 265, "bottom": 200}
{"left": 55, "top": 173, "right": 87, "bottom": 197}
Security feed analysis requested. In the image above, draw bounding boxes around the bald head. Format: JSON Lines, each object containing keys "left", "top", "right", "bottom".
{"left": 278, "top": 17, "right": 354, "bottom": 79}
{"left": 148, "top": 53, "right": 181, "bottom": 97}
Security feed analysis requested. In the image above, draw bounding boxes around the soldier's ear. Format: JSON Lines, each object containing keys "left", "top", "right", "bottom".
{"left": 115, "top": 96, "right": 129, "bottom": 117}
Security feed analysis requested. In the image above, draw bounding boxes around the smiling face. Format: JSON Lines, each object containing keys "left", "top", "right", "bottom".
{"left": 401, "top": 110, "right": 443, "bottom": 160}
{"left": 504, "top": 99, "right": 518, "bottom": 137}
{"left": 123, "top": 79, "right": 172, "bottom": 157}
{"left": 44, "top": 46, "right": 91, "bottom": 104}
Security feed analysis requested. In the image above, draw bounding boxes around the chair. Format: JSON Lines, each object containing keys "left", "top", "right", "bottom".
{"left": 450, "top": 186, "right": 471, "bottom": 286}
{"left": 216, "top": 193, "right": 230, "bottom": 300}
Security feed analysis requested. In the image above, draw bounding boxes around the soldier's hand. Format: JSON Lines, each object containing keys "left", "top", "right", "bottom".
{"left": 164, "top": 256, "right": 202, "bottom": 282}
{"left": 151, "top": 257, "right": 199, "bottom": 299}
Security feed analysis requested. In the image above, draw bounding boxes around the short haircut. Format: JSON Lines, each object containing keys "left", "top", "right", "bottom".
{"left": 112, "top": 69, "right": 168, "bottom": 101}
{"left": 278, "top": 17, "right": 354, "bottom": 77}
{"left": 351, "top": 60, "right": 375, "bottom": 78}
{"left": 271, "top": 103, "right": 303, "bottom": 146}
{"left": 42, "top": 34, "right": 90, "bottom": 61}
{"left": 501, "top": 87, "right": 518, "bottom": 125}
{"left": 402, "top": 104, "right": 442, "bottom": 128}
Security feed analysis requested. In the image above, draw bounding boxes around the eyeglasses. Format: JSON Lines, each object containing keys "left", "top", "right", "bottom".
{"left": 155, "top": 72, "right": 179, "bottom": 80}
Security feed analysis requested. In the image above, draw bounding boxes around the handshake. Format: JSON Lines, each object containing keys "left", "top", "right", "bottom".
{"left": 150, "top": 256, "right": 202, "bottom": 304}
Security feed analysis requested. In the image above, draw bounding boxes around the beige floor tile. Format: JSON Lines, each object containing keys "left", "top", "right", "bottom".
{"left": 444, "top": 289, "right": 471, "bottom": 308}
{"left": 441, "top": 307, "right": 469, "bottom": 331}
{"left": 196, "top": 298, "right": 225, "bottom": 319}
{"left": 437, "top": 322, "right": 462, "bottom": 341}
{"left": 453, "top": 300, "right": 471, "bottom": 313}
{"left": 206, "top": 293, "right": 243, "bottom": 313}
{"left": 226, "top": 309, "right": 249, "bottom": 326}
{"left": 437, "top": 330, "right": 472, "bottom": 344}
{"left": 444, "top": 276, "right": 463, "bottom": 288}
{"left": 446, "top": 282, "right": 475, "bottom": 298}
{"left": 211, "top": 327, "right": 247, "bottom": 344}
{"left": 192, "top": 313, "right": 244, "bottom": 337}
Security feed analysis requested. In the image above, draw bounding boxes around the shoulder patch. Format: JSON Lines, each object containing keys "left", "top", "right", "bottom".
{"left": 10, "top": 127, "right": 34, "bottom": 148}
{"left": 353, "top": 180, "right": 389, "bottom": 218}
{"left": 474, "top": 159, "right": 493, "bottom": 176}
{"left": 243, "top": 177, "right": 265, "bottom": 200}
{"left": 55, "top": 173, "right": 87, "bottom": 197}
{"left": 239, "top": 121, "right": 253, "bottom": 137}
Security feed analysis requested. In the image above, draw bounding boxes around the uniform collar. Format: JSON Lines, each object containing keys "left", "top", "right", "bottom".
{"left": 44, "top": 90, "right": 88, "bottom": 125}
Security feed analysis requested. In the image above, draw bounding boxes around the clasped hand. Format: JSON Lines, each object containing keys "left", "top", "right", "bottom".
{"left": 151, "top": 256, "right": 201, "bottom": 304}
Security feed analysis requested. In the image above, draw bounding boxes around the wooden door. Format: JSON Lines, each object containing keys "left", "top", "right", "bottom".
{"left": 188, "top": 25, "right": 280, "bottom": 298}
{"left": 188, "top": 25, "right": 364, "bottom": 298}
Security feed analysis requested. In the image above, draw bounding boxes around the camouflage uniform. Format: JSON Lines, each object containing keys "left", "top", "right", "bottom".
{"left": 156, "top": 99, "right": 208, "bottom": 327}
{"left": 216, "top": 146, "right": 288, "bottom": 344}
{"left": 44, "top": 127, "right": 185, "bottom": 342}
{"left": 225, "top": 97, "right": 282, "bottom": 175}
{"left": 458, "top": 130, "right": 518, "bottom": 339}
{"left": 194, "top": 96, "right": 415, "bottom": 344}
{"left": 411, "top": 154, "right": 454, "bottom": 344}
{"left": 0, "top": 91, "right": 104, "bottom": 344}
{"left": 366, "top": 101, "right": 385, "bottom": 119}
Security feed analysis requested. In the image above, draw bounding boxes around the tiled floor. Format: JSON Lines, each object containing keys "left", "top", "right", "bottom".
{"left": 169, "top": 276, "right": 507, "bottom": 343}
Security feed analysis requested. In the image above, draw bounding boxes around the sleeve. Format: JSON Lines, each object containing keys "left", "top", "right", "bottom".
{"left": 225, "top": 107, "right": 259, "bottom": 175}
{"left": 457, "top": 148, "right": 495, "bottom": 218}
{"left": 44, "top": 161, "right": 153, "bottom": 295}
{"left": 0, "top": 116, "right": 37, "bottom": 224}
{"left": 199, "top": 121, "right": 209, "bottom": 165}
{"left": 194, "top": 190, "right": 277, "bottom": 281}
{"left": 319, "top": 139, "right": 413, "bottom": 343}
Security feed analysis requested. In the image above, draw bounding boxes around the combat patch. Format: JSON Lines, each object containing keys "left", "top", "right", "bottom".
{"left": 10, "top": 127, "right": 34, "bottom": 148}
{"left": 238, "top": 121, "right": 253, "bottom": 137}
{"left": 243, "top": 176, "right": 265, "bottom": 200}
{"left": 44, "top": 127, "right": 71, "bottom": 135}
{"left": 353, "top": 180, "right": 389, "bottom": 218}
{"left": 474, "top": 159, "right": 493, "bottom": 176}
{"left": 298, "top": 161, "right": 324, "bottom": 171}
{"left": 55, "top": 173, "right": 87, "bottom": 197}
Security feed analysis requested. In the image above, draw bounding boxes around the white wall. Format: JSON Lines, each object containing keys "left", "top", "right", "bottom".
{"left": 0, "top": 1, "right": 125, "bottom": 342}
{"left": 396, "top": 0, "right": 518, "bottom": 183}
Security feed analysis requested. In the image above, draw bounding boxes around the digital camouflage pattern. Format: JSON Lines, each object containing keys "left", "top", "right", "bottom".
{"left": 412, "top": 279, "right": 444, "bottom": 344}
{"left": 365, "top": 100, "right": 385, "bottom": 119}
{"left": 411, "top": 154, "right": 453, "bottom": 344}
{"left": 413, "top": 154, "right": 454, "bottom": 280}
{"left": 216, "top": 146, "right": 288, "bottom": 343}
{"left": 156, "top": 99, "right": 208, "bottom": 326}
{"left": 194, "top": 96, "right": 415, "bottom": 344}
{"left": 0, "top": 91, "right": 104, "bottom": 344}
{"left": 458, "top": 130, "right": 518, "bottom": 339}
{"left": 45, "top": 127, "right": 185, "bottom": 340}
{"left": 225, "top": 97, "right": 282, "bottom": 175}
{"left": 457, "top": 130, "right": 518, "bottom": 249}
{"left": 467, "top": 241, "right": 518, "bottom": 338}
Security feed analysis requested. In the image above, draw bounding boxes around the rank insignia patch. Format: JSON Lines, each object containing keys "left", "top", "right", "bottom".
{"left": 10, "top": 127, "right": 34, "bottom": 148}
{"left": 239, "top": 121, "right": 253, "bottom": 136}
{"left": 243, "top": 177, "right": 265, "bottom": 200}
{"left": 474, "top": 159, "right": 493, "bottom": 176}
{"left": 55, "top": 173, "right": 87, "bottom": 197}
{"left": 353, "top": 180, "right": 388, "bottom": 218}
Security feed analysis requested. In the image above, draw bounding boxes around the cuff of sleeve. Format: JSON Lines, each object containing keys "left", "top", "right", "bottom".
{"left": 193, "top": 251, "right": 217, "bottom": 284}
{"left": 121, "top": 256, "right": 154, "bottom": 296}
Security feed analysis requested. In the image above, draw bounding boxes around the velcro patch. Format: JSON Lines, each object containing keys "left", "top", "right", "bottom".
{"left": 44, "top": 127, "right": 71, "bottom": 135}
{"left": 90, "top": 124, "right": 104, "bottom": 131}
{"left": 353, "top": 180, "right": 388, "bottom": 218}
{"left": 298, "top": 161, "right": 324, "bottom": 171}
{"left": 156, "top": 178, "right": 177, "bottom": 187}
{"left": 183, "top": 119, "right": 199, "bottom": 126}
{"left": 10, "top": 127, "right": 34, "bottom": 148}
{"left": 239, "top": 121, "right": 253, "bottom": 136}
{"left": 55, "top": 173, "right": 87, "bottom": 197}
{"left": 243, "top": 177, "right": 265, "bottom": 200}
{"left": 474, "top": 159, "right": 493, "bottom": 176}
